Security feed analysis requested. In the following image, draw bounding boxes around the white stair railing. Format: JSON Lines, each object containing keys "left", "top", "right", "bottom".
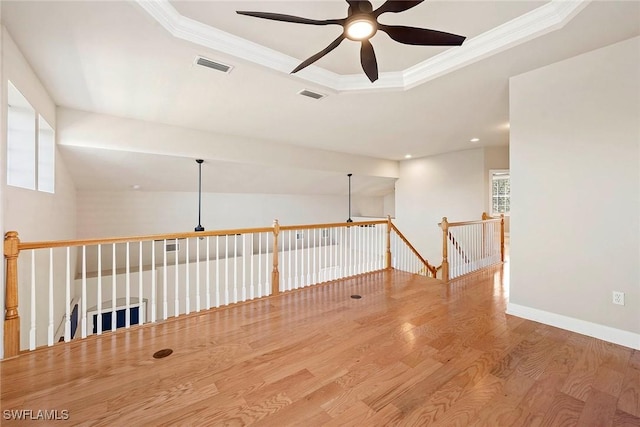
{"left": 439, "top": 213, "right": 505, "bottom": 282}
{"left": 4, "top": 217, "right": 440, "bottom": 357}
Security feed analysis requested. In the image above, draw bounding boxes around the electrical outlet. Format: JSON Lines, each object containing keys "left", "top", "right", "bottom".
{"left": 612, "top": 291, "right": 625, "bottom": 306}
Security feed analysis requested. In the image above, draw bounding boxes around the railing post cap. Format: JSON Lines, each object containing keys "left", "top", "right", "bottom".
{"left": 5, "top": 231, "right": 20, "bottom": 256}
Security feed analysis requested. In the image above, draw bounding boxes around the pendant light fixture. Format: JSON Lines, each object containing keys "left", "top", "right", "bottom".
{"left": 346, "top": 173, "right": 353, "bottom": 223}
{"left": 195, "top": 159, "right": 205, "bottom": 232}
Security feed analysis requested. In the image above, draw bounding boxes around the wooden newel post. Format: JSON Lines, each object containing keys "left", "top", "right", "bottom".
{"left": 271, "top": 220, "right": 280, "bottom": 296}
{"left": 500, "top": 214, "right": 505, "bottom": 263}
{"left": 4, "top": 231, "right": 20, "bottom": 358}
{"left": 441, "top": 218, "right": 449, "bottom": 283}
{"left": 385, "top": 215, "right": 392, "bottom": 270}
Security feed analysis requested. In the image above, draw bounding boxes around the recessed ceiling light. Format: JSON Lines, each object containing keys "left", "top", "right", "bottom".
{"left": 470, "top": 138, "right": 480, "bottom": 143}
{"left": 131, "top": 184, "right": 141, "bottom": 190}
{"left": 404, "top": 154, "right": 412, "bottom": 159}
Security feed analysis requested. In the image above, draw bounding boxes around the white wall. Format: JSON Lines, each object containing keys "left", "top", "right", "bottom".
{"left": 2, "top": 27, "right": 77, "bottom": 353}
{"left": 509, "top": 37, "right": 640, "bottom": 348}
{"left": 395, "top": 148, "right": 487, "bottom": 264}
{"left": 76, "top": 190, "right": 384, "bottom": 238}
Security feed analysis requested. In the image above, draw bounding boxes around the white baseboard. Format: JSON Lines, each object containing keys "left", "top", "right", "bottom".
{"left": 506, "top": 303, "right": 640, "bottom": 350}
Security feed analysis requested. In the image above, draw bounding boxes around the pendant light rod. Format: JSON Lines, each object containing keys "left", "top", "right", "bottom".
{"left": 346, "top": 173, "right": 353, "bottom": 223}
{"left": 195, "top": 159, "right": 204, "bottom": 232}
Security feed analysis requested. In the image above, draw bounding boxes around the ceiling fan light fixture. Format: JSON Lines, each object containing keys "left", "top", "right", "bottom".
{"left": 345, "top": 17, "right": 376, "bottom": 40}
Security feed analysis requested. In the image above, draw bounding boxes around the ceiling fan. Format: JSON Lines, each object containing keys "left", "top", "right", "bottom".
{"left": 237, "top": 0, "right": 466, "bottom": 83}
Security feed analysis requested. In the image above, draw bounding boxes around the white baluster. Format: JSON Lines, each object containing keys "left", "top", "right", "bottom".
{"left": 151, "top": 242, "right": 156, "bottom": 323}
{"left": 332, "top": 228, "right": 340, "bottom": 280}
{"left": 249, "top": 234, "right": 254, "bottom": 299}
{"left": 233, "top": 235, "right": 238, "bottom": 303}
{"left": 98, "top": 244, "right": 103, "bottom": 334}
{"left": 48, "top": 248, "right": 54, "bottom": 346}
{"left": 242, "top": 234, "right": 247, "bottom": 301}
{"left": 186, "top": 237, "right": 190, "bottom": 314}
{"left": 295, "top": 230, "right": 299, "bottom": 289}
{"left": 65, "top": 247, "right": 71, "bottom": 342}
{"left": 225, "top": 235, "right": 229, "bottom": 305}
{"left": 306, "top": 230, "right": 311, "bottom": 286}
{"left": 258, "top": 233, "right": 262, "bottom": 298}
{"left": 206, "top": 236, "right": 211, "bottom": 309}
{"left": 281, "top": 232, "right": 285, "bottom": 292}
{"left": 215, "top": 236, "right": 220, "bottom": 307}
{"left": 288, "top": 230, "right": 292, "bottom": 290}
{"left": 138, "top": 241, "right": 143, "bottom": 324}
{"left": 324, "top": 229, "right": 328, "bottom": 280}
{"left": 82, "top": 246, "right": 87, "bottom": 338}
{"left": 197, "top": 237, "right": 201, "bottom": 312}
{"left": 30, "top": 250, "right": 36, "bottom": 350}
{"left": 264, "top": 232, "right": 270, "bottom": 295}
{"left": 125, "top": 242, "right": 130, "bottom": 328}
{"left": 163, "top": 239, "right": 168, "bottom": 320}
{"left": 312, "top": 229, "right": 317, "bottom": 284}
{"left": 112, "top": 244, "right": 117, "bottom": 332}
{"left": 174, "top": 238, "right": 178, "bottom": 317}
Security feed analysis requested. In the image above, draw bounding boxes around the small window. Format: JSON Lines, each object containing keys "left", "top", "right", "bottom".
{"left": 490, "top": 170, "right": 510, "bottom": 216}
{"left": 7, "top": 82, "right": 36, "bottom": 190}
{"left": 6, "top": 81, "right": 56, "bottom": 193}
{"left": 38, "top": 116, "right": 55, "bottom": 193}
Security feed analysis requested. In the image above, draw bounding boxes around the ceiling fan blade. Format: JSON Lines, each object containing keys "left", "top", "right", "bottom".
{"left": 291, "top": 35, "right": 346, "bottom": 74}
{"left": 360, "top": 40, "right": 378, "bottom": 82}
{"left": 373, "top": 1, "right": 423, "bottom": 17}
{"left": 379, "top": 24, "right": 466, "bottom": 46}
{"left": 346, "top": 1, "right": 374, "bottom": 14}
{"left": 236, "top": 11, "right": 343, "bottom": 26}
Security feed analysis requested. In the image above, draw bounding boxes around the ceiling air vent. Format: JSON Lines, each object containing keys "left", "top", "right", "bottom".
{"left": 298, "top": 89, "right": 326, "bottom": 100}
{"left": 195, "top": 56, "right": 233, "bottom": 74}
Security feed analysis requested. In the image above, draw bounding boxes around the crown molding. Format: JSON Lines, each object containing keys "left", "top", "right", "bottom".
{"left": 136, "top": 0, "right": 589, "bottom": 93}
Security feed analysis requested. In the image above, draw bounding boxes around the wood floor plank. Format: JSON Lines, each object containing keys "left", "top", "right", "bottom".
{"left": 1, "top": 266, "right": 636, "bottom": 426}
{"left": 612, "top": 409, "right": 640, "bottom": 427}
{"left": 576, "top": 388, "right": 617, "bottom": 427}
{"left": 539, "top": 391, "right": 585, "bottom": 427}
{"left": 619, "top": 366, "right": 640, "bottom": 417}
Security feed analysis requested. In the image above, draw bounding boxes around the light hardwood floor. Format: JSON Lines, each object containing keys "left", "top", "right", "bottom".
{"left": 1, "top": 265, "right": 639, "bottom": 426}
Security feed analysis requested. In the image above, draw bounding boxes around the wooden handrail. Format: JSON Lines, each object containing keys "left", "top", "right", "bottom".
{"left": 17, "top": 227, "right": 274, "bottom": 251}
{"left": 16, "top": 220, "right": 388, "bottom": 251}
{"left": 440, "top": 218, "right": 501, "bottom": 228}
{"left": 390, "top": 223, "right": 437, "bottom": 277}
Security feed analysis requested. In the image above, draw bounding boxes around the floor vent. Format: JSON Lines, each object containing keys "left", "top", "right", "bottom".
{"left": 195, "top": 56, "right": 233, "bottom": 73}
{"left": 153, "top": 348, "right": 173, "bottom": 359}
{"left": 298, "top": 89, "right": 326, "bottom": 100}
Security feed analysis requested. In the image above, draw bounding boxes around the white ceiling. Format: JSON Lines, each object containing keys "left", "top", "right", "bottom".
{"left": 1, "top": 1, "right": 639, "bottom": 195}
